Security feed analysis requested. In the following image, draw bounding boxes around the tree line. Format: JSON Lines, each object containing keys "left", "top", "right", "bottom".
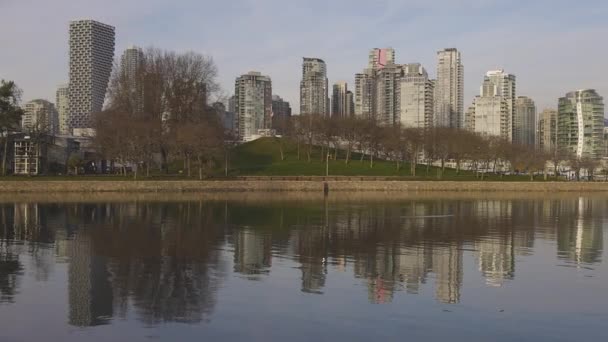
{"left": 274, "top": 114, "right": 603, "bottom": 180}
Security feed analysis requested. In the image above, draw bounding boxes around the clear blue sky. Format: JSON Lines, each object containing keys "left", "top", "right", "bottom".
{"left": 1, "top": 0, "right": 607, "bottom": 114}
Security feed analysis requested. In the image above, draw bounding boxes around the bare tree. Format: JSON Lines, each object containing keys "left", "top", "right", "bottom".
{"left": 0, "top": 80, "right": 24, "bottom": 175}
{"left": 102, "top": 47, "right": 220, "bottom": 174}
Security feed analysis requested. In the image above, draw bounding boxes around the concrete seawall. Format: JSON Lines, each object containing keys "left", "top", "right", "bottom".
{"left": 1, "top": 180, "right": 608, "bottom": 193}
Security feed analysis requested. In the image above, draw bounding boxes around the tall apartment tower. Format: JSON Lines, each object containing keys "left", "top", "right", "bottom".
{"left": 354, "top": 69, "right": 375, "bottom": 118}
{"left": 234, "top": 72, "right": 272, "bottom": 141}
{"left": 472, "top": 76, "right": 511, "bottom": 140}
{"left": 300, "top": 57, "right": 328, "bottom": 116}
{"left": 68, "top": 20, "right": 115, "bottom": 131}
{"left": 485, "top": 70, "right": 516, "bottom": 139}
{"left": 271, "top": 95, "right": 292, "bottom": 134}
{"left": 434, "top": 48, "right": 464, "bottom": 128}
{"left": 375, "top": 63, "right": 403, "bottom": 125}
{"left": 345, "top": 91, "right": 354, "bottom": 117}
{"left": 332, "top": 81, "right": 349, "bottom": 118}
{"left": 22, "top": 99, "right": 59, "bottom": 135}
{"left": 368, "top": 48, "right": 396, "bottom": 70}
{"left": 354, "top": 48, "right": 396, "bottom": 119}
{"left": 464, "top": 101, "right": 476, "bottom": 131}
{"left": 120, "top": 45, "right": 144, "bottom": 114}
{"left": 400, "top": 63, "right": 434, "bottom": 128}
{"left": 537, "top": 109, "right": 557, "bottom": 151}
{"left": 514, "top": 96, "right": 536, "bottom": 146}
{"left": 557, "top": 89, "right": 604, "bottom": 159}
{"left": 56, "top": 84, "right": 70, "bottom": 135}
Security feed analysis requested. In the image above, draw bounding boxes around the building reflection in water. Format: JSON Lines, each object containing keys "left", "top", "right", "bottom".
{"left": 232, "top": 229, "right": 272, "bottom": 278}
{"left": 557, "top": 197, "right": 604, "bottom": 266}
{"left": 0, "top": 195, "right": 605, "bottom": 325}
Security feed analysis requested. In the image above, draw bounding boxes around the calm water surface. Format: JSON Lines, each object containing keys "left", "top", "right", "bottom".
{"left": 0, "top": 193, "right": 606, "bottom": 341}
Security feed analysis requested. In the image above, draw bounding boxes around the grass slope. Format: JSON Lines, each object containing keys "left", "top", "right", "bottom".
{"left": 229, "top": 137, "right": 529, "bottom": 181}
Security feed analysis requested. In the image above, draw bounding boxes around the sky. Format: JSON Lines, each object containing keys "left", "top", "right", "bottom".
{"left": 1, "top": 0, "right": 607, "bottom": 115}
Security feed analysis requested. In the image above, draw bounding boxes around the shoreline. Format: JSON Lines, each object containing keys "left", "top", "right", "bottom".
{"left": 0, "top": 191, "right": 606, "bottom": 204}
{"left": 0, "top": 180, "right": 607, "bottom": 193}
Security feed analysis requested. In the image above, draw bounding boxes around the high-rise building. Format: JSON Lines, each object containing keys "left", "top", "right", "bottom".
{"left": 119, "top": 45, "right": 144, "bottom": 114}
{"left": 271, "top": 95, "right": 292, "bottom": 133}
{"left": 470, "top": 70, "right": 515, "bottom": 140}
{"left": 434, "top": 48, "right": 464, "bottom": 128}
{"left": 474, "top": 96, "right": 510, "bottom": 139}
{"left": 345, "top": 91, "right": 354, "bottom": 117}
{"left": 56, "top": 84, "right": 70, "bottom": 135}
{"left": 300, "top": 57, "right": 328, "bottom": 116}
{"left": 485, "top": 70, "right": 516, "bottom": 139}
{"left": 603, "top": 127, "right": 608, "bottom": 159}
{"left": 537, "top": 109, "right": 557, "bottom": 152}
{"left": 272, "top": 95, "right": 291, "bottom": 120}
{"left": 464, "top": 100, "right": 476, "bottom": 131}
{"left": 68, "top": 20, "right": 115, "bottom": 131}
{"left": 368, "top": 48, "right": 395, "bottom": 70}
{"left": 557, "top": 89, "right": 604, "bottom": 159}
{"left": 354, "top": 48, "right": 396, "bottom": 120}
{"left": 234, "top": 71, "right": 272, "bottom": 141}
{"left": 22, "top": 99, "right": 59, "bottom": 135}
{"left": 354, "top": 69, "right": 375, "bottom": 118}
{"left": 514, "top": 96, "right": 536, "bottom": 146}
{"left": 399, "top": 63, "right": 434, "bottom": 128}
{"left": 332, "top": 82, "right": 349, "bottom": 118}
{"left": 375, "top": 63, "right": 403, "bottom": 125}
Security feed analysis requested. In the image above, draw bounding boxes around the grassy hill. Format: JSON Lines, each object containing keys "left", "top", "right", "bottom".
{"left": 228, "top": 137, "right": 528, "bottom": 180}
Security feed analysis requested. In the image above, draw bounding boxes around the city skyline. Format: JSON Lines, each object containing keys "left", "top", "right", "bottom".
{"left": 1, "top": 0, "right": 607, "bottom": 116}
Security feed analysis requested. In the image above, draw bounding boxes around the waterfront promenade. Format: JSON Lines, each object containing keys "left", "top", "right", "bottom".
{"left": 1, "top": 178, "right": 608, "bottom": 193}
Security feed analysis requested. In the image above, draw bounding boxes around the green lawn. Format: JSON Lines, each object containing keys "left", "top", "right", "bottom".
{"left": 227, "top": 138, "right": 532, "bottom": 181}
{"left": 0, "top": 138, "right": 541, "bottom": 181}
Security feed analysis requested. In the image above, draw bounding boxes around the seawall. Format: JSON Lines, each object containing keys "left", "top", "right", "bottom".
{"left": 1, "top": 180, "right": 608, "bottom": 193}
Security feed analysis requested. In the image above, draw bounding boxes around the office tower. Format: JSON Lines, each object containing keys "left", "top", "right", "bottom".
{"left": 538, "top": 109, "right": 557, "bottom": 151}
{"left": 22, "top": 99, "right": 59, "bottom": 135}
{"left": 557, "top": 89, "right": 604, "bottom": 159}
{"left": 434, "top": 48, "right": 464, "bottom": 128}
{"left": 514, "top": 96, "right": 536, "bottom": 146}
{"left": 368, "top": 48, "right": 396, "bottom": 70}
{"left": 400, "top": 63, "right": 434, "bottom": 128}
{"left": 234, "top": 71, "right": 272, "bottom": 141}
{"left": 68, "top": 20, "right": 115, "bottom": 131}
{"left": 332, "top": 81, "right": 349, "bottom": 117}
{"left": 56, "top": 84, "right": 70, "bottom": 135}
{"left": 375, "top": 63, "right": 403, "bottom": 125}
{"left": 119, "top": 45, "right": 144, "bottom": 114}
{"left": 355, "top": 69, "right": 375, "bottom": 118}
{"left": 300, "top": 57, "right": 328, "bottom": 116}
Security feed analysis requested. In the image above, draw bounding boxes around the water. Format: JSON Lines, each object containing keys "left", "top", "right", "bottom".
{"left": 0, "top": 192, "right": 606, "bottom": 341}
